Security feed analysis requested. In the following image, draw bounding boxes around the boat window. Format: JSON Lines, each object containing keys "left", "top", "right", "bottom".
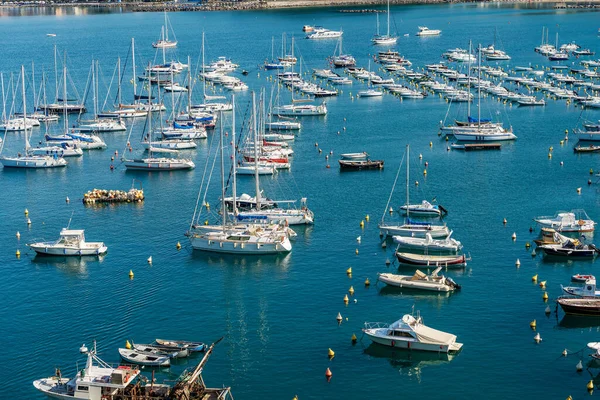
{"left": 392, "top": 330, "right": 413, "bottom": 337}
{"left": 77, "top": 386, "right": 89, "bottom": 391}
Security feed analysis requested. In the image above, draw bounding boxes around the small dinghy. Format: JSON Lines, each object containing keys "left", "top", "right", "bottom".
{"left": 118, "top": 348, "right": 170, "bottom": 367}
{"left": 378, "top": 267, "right": 461, "bottom": 292}
{"left": 155, "top": 339, "right": 206, "bottom": 352}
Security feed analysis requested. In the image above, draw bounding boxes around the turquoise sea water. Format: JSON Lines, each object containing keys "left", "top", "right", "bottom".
{"left": 1, "top": 4, "right": 600, "bottom": 399}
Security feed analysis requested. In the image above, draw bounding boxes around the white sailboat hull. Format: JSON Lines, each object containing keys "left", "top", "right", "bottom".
{"left": 124, "top": 158, "right": 195, "bottom": 170}
{"left": 378, "top": 223, "right": 450, "bottom": 238}
{"left": 29, "top": 243, "right": 107, "bottom": 256}
{"left": 364, "top": 329, "right": 461, "bottom": 352}
{"left": 1, "top": 155, "right": 67, "bottom": 168}
{"left": 189, "top": 232, "right": 292, "bottom": 254}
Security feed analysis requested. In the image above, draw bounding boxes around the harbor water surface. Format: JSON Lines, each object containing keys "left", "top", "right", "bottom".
{"left": 1, "top": 4, "right": 600, "bottom": 399}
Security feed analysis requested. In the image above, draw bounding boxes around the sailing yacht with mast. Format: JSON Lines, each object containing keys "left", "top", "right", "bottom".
{"left": 378, "top": 145, "right": 449, "bottom": 238}
{"left": 332, "top": 35, "right": 356, "bottom": 68}
{"left": 152, "top": 12, "right": 178, "bottom": 49}
{"left": 0, "top": 66, "right": 67, "bottom": 169}
{"left": 187, "top": 96, "right": 293, "bottom": 255}
{"left": 372, "top": 0, "right": 397, "bottom": 45}
{"left": 123, "top": 85, "right": 195, "bottom": 171}
{"left": 193, "top": 32, "right": 232, "bottom": 113}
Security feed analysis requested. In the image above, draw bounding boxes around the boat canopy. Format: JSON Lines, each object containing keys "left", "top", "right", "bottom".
{"left": 468, "top": 116, "right": 491, "bottom": 123}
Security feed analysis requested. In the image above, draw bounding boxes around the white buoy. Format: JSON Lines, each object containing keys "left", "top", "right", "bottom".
{"left": 27, "top": 218, "right": 32, "bottom": 225}
{"left": 545, "top": 305, "right": 551, "bottom": 314}
{"left": 147, "top": 256, "right": 153, "bottom": 264}
{"left": 356, "top": 236, "right": 361, "bottom": 243}
{"left": 562, "top": 349, "right": 568, "bottom": 357}
{"left": 66, "top": 196, "right": 70, "bottom": 203}
{"left": 354, "top": 299, "right": 357, "bottom": 303}
{"left": 534, "top": 333, "right": 542, "bottom": 343}
{"left": 531, "top": 249, "right": 537, "bottom": 257}
{"left": 515, "top": 259, "right": 521, "bottom": 267}
{"left": 577, "top": 360, "right": 583, "bottom": 371}
{"left": 511, "top": 232, "right": 517, "bottom": 240}
{"left": 16, "top": 232, "right": 20, "bottom": 240}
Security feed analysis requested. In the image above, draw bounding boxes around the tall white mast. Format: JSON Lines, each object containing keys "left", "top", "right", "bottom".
{"left": 231, "top": 95, "right": 237, "bottom": 218}
{"left": 132, "top": 38, "right": 137, "bottom": 102}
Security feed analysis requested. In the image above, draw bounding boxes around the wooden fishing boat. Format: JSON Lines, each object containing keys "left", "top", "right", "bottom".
{"left": 132, "top": 343, "right": 189, "bottom": 358}
{"left": 118, "top": 348, "right": 171, "bottom": 367}
{"left": 155, "top": 339, "right": 206, "bottom": 352}
{"left": 533, "top": 227, "right": 559, "bottom": 246}
{"left": 339, "top": 159, "right": 384, "bottom": 170}
{"left": 395, "top": 252, "right": 469, "bottom": 268}
{"left": 574, "top": 144, "right": 600, "bottom": 153}
{"left": 557, "top": 297, "right": 600, "bottom": 316}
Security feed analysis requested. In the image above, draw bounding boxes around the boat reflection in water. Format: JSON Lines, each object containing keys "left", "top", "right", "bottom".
{"left": 363, "top": 343, "right": 456, "bottom": 382}
{"left": 378, "top": 284, "right": 456, "bottom": 300}
{"left": 558, "top": 314, "right": 600, "bottom": 329}
{"left": 191, "top": 251, "right": 292, "bottom": 271}
{"left": 30, "top": 254, "right": 106, "bottom": 276}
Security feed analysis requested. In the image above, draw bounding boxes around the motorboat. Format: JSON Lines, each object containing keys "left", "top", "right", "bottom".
{"left": 363, "top": 312, "right": 463, "bottom": 352}
{"left": 28, "top": 228, "right": 107, "bottom": 256}
{"left": 393, "top": 232, "right": 462, "bottom": 253}
{"left": 533, "top": 227, "right": 560, "bottom": 246}
{"left": 395, "top": 252, "right": 469, "bottom": 268}
{"left": 265, "top": 120, "right": 301, "bottom": 130}
{"left": 378, "top": 267, "right": 461, "bottom": 292}
{"left": 557, "top": 297, "right": 600, "bottom": 316}
{"left": 562, "top": 278, "right": 600, "bottom": 297}
{"left": 534, "top": 210, "right": 595, "bottom": 233}
{"left": 572, "top": 274, "right": 595, "bottom": 283}
{"left": 306, "top": 28, "right": 343, "bottom": 39}
{"left": 379, "top": 222, "right": 450, "bottom": 239}
{"left": 236, "top": 165, "right": 276, "bottom": 176}
{"left": 33, "top": 340, "right": 233, "bottom": 400}
{"left": 273, "top": 103, "right": 327, "bottom": 116}
{"left": 416, "top": 27, "right": 441, "bottom": 36}
{"left": 539, "top": 232, "right": 598, "bottom": 259}
{"left": 400, "top": 200, "right": 447, "bottom": 217}
{"left": 358, "top": 89, "right": 383, "bottom": 97}
{"left": 118, "top": 348, "right": 170, "bottom": 367}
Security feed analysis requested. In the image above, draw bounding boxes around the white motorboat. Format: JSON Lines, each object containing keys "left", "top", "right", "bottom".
{"left": 30, "top": 144, "right": 83, "bottom": 157}
{"left": 358, "top": 89, "right": 383, "bottom": 97}
{"left": 394, "top": 232, "right": 462, "bottom": 253}
{"left": 416, "top": 26, "right": 441, "bottom": 36}
{"left": 164, "top": 83, "right": 188, "bottom": 92}
{"left": 306, "top": 28, "right": 343, "bottom": 39}
{"left": 118, "top": 348, "right": 170, "bottom": 367}
{"left": 400, "top": 200, "right": 446, "bottom": 217}
{"left": 534, "top": 210, "right": 595, "bottom": 233}
{"left": 142, "top": 138, "right": 198, "bottom": 150}
{"left": 561, "top": 278, "right": 600, "bottom": 297}
{"left": 273, "top": 103, "right": 327, "bottom": 116}
{"left": 363, "top": 313, "right": 463, "bottom": 352}
{"left": 265, "top": 120, "right": 301, "bottom": 131}
{"left": 28, "top": 228, "right": 107, "bottom": 256}
{"left": 236, "top": 165, "right": 277, "bottom": 176}
{"left": 378, "top": 267, "right": 461, "bottom": 292}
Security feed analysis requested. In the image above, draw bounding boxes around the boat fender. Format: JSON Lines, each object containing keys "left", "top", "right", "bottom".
{"left": 391, "top": 340, "right": 395, "bottom": 347}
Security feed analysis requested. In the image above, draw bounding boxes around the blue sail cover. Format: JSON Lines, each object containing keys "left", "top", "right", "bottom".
{"left": 237, "top": 214, "right": 268, "bottom": 221}
{"left": 406, "top": 218, "right": 431, "bottom": 226}
{"left": 173, "top": 122, "right": 194, "bottom": 129}
{"left": 468, "top": 116, "right": 491, "bottom": 123}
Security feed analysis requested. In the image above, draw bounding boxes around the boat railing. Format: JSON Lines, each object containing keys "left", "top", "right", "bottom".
{"left": 363, "top": 321, "right": 390, "bottom": 330}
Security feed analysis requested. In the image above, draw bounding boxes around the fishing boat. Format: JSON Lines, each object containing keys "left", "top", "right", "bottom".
{"left": 534, "top": 210, "right": 595, "bottom": 233}
{"left": 118, "top": 348, "right": 170, "bottom": 367}
{"left": 394, "top": 232, "right": 462, "bottom": 253}
{"left": 28, "top": 227, "right": 108, "bottom": 256}
{"left": 416, "top": 27, "right": 441, "bottom": 36}
{"left": 533, "top": 227, "right": 560, "bottom": 246}
{"left": 155, "top": 339, "right": 206, "bottom": 352}
{"left": 378, "top": 267, "right": 461, "bottom": 291}
{"left": 395, "top": 252, "right": 469, "bottom": 268}
{"left": 363, "top": 312, "right": 463, "bottom": 352}
{"left": 557, "top": 297, "right": 600, "bottom": 316}
{"left": 131, "top": 343, "right": 189, "bottom": 358}
{"left": 539, "top": 232, "right": 598, "bottom": 259}
{"left": 371, "top": 0, "right": 397, "bottom": 45}
{"left": 562, "top": 278, "right": 600, "bottom": 297}
{"left": 33, "top": 340, "right": 232, "bottom": 400}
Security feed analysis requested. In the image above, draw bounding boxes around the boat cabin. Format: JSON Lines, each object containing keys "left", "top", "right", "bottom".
{"left": 58, "top": 229, "right": 86, "bottom": 246}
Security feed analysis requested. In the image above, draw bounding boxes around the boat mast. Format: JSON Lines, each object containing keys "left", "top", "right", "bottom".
{"left": 477, "top": 44, "right": 481, "bottom": 127}
{"left": 161, "top": 26, "right": 166, "bottom": 65}
{"left": 164, "top": 11, "right": 169, "bottom": 43}
{"left": 231, "top": 95, "right": 237, "bottom": 218}
{"left": 467, "top": 40, "right": 472, "bottom": 118}
{"left": 146, "top": 64, "right": 153, "bottom": 157}
{"left": 63, "top": 64, "right": 68, "bottom": 133}
{"left": 253, "top": 91, "right": 261, "bottom": 210}
{"left": 132, "top": 38, "right": 137, "bottom": 103}
{"left": 187, "top": 55, "right": 192, "bottom": 114}
{"left": 376, "top": 13, "right": 380, "bottom": 37}
{"left": 386, "top": 0, "right": 390, "bottom": 37}
{"left": 31, "top": 61, "right": 36, "bottom": 112}
{"left": 117, "top": 57, "right": 122, "bottom": 108}
{"left": 42, "top": 71, "right": 47, "bottom": 117}
{"left": 1, "top": 73, "right": 6, "bottom": 123}
{"left": 406, "top": 144, "right": 410, "bottom": 219}
{"left": 202, "top": 32, "right": 206, "bottom": 100}
{"left": 54, "top": 45, "right": 58, "bottom": 103}
{"left": 93, "top": 60, "right": 98, "bottom": 120}
{"left": 219, "top": 110, "right": 226, "bottom": 230}
{"left": 21, "top": 66, "right": 28, "bottom": 154}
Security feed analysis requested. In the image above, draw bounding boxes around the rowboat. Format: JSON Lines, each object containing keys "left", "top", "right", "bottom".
{"left": 339, "top": 159, "right": 384, "bottom": 170}
{"left": 395, "top": 252, "right": 469, "bottom": 268}
{"left": 155, "top": 339, "right": 206, "bottom": 352}
{"left": 118, "top": 348, "right": 171, "bottom": 367}
{"left": 557, "top": 297, "right": 600, "bottom": 316}
{"left": 132, "top": 343, "right": 189, "bottom": 358}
